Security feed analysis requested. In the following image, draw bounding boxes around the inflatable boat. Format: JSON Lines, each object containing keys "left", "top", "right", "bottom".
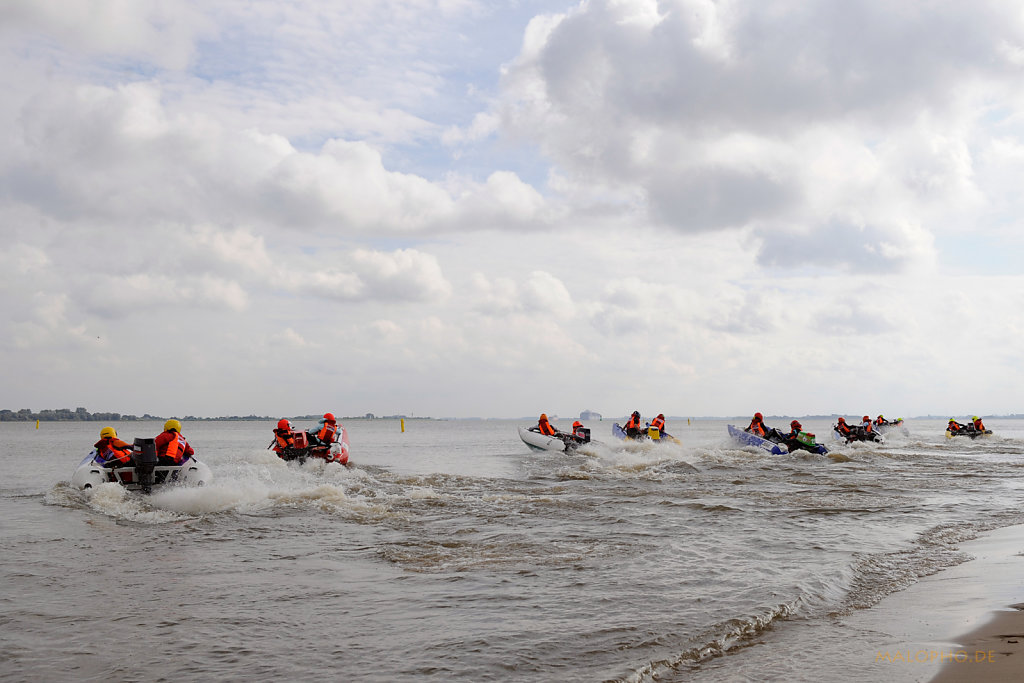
{"left": 276, "top": 428, "right": 351, "bottom": 465}
{"left": 72, "top": 437, "right": 212, "bottom": 493}
{"left": 727, "top": 424, "right": 789, "bottom": 455}
{"left": 518, "top": 426, "right": 589, "bottom": 452}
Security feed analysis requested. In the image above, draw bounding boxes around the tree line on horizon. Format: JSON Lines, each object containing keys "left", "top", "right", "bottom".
{"left": 0, "top": 408, "right": 384, "bottom": 422}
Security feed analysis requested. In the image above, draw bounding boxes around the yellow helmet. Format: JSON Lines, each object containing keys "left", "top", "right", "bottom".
{"left": 164, "top": 419, "right": 182, "bottom": 433}
{"left": 100, "top": 426, "right": 117, "bottom": 439}
{"left": 972, "top": 416, "right": 979, "bottom": 420}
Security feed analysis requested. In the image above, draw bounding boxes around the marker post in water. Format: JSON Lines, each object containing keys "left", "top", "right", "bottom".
{"left": 401, "top": 419, "right": 405, "bottom": 433}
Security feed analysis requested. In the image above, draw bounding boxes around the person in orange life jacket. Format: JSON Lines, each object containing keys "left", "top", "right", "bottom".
{"left": 874, "top": 415, "right": 889, "bottom": 427}
{"left": 624, "top": 411, "right": 643, "bottom": 438}
{"left": 94, "top": 426, "right": 133, "bottom": 467}
{"left": 860, "top": 416, "right": 873, "bottom": 432}
{"left": 272, "top": 418, "right": 295, "bottom": 456}
{"left": 309, "top": 413, "right": 339, "bottom": 448}
{"left": 570, "top": 420, "right": 588, "bottom": 443}
{"left": 786, "top": 420, "right": 804, "bottom": 441}
{"left": 155, "top": 419, "right": 194, "bottom": 465}
{"left": 971, "top": 416, "right": 986, "bottom": 431}
{"left": 746, "top": 413, "right": 770, "bottom": 438}
{"left": 650, "top": 413, "right": 671, "bottom": 438}
{"left": 835, "top": 417, "right": 854, "bottom": 440}
{"left": 537, "top": 414, "right": 558, "bottom": 436}
{"left": 947, "top": 418, "right": 964, "bottom": 433}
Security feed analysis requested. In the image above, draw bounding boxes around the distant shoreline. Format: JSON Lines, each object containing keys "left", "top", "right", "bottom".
{"left": 3, "top": 409, "right": 1021, "bottom": 423}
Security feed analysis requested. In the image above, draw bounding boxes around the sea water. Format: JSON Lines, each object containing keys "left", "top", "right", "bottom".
{"left": 1, "top": 417, "right": 1023, "bottom": 681}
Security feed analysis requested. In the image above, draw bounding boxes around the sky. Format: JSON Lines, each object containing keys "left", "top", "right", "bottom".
{"left": 1, "top": 0, "right": 1023, "bottom": 420}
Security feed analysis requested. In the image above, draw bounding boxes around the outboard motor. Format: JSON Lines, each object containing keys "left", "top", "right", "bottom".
{"left": 133, "top": 437, "right": 158, "bottom": 494}
{"left": 580, "top": 428, "right": 591, "bottom": 444}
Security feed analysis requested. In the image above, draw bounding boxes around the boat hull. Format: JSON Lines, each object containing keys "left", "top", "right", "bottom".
{"left": 727, "top": 424, "right": 788, "bottom": 455}
{"left": 72, "top": 452, "right": 213, "bottom": 492}
{"left": 945, "top": 429, "right": 992, "bottom": 439}
{"left": 518, "top": 426, "right": 573, "bottom": 452}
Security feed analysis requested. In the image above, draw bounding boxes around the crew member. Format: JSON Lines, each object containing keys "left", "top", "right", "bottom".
{"left": 624, "top": 411, "right": 643, "bottom": 438}
{"left": 155, "top": 419, "right": 194, "bottom": 465}
{"left": 650, "top": 413, "right": 672, "bottom": 439}
{"left": 787, "top": 420, "right": 803, "bottom": 440}
{"left": 835, "top": 417, "right": 854, "bottom": 440}
{"left": 571, "top": 420, "right": 587, "bottom": 440}
{"left": 94, "top": 426, "right": 133, "bottom": 467}
{"left": 746, "top": 413, "right": 769, "bottom": 437}
{"left": 972, "top": 416, "right": 986, "bottom": 432}
{"left": 874, "top": 415, "right": 888, "bottom": 427}
{"left": 947, "top": 418, "right": 964, "bottom": 434}
{"left": 537, "top": 414, "right": 557, "bottom": 436}
{"left": 860, "top": 416, "right": 873, "bottom": 433}
{"left": 272, "top": 418, "right": 295, "bottom": 456}
{"left": 309, "top": 413, "right": 339, "bottom": 447}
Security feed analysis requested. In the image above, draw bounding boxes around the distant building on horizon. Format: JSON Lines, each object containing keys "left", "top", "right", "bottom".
{"left": 580, "top": 409, "right": 602, "bottom": 421}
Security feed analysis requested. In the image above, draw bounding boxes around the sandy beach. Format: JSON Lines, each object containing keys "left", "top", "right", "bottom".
{"left": 865, "top": 523, "right": 1024, "bottom": 683}
{"left": 930, "top": 605, "right": 1024, "bottom": 682}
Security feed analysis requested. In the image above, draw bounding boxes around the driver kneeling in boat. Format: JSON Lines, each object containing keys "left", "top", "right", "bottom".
{"left": 155, "top": 419, "right": 194, "bottom": 465}
{"left": 272, "top": 418, "right": 296, "bottom": 457}
{"left": 94, "top": 426, "right": 134, "bottom": 468}
{"left": 624, "top": 411, "right": 643, "bottom": 438}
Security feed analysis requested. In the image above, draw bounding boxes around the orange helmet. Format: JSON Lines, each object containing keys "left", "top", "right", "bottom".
{"left": 754, "top": 412, "right": 763, "bottom": 420}
{"left": 837, "top": 417, "right": 846, "bottom": 424}
{"left": 540, "top": 413, "right": 548, "bottom": 421}
{"left": 862, "top": 416, "right": 870, "bottom": 421}
{"left": 572, "top": 421, "right": 582, "bottom": 428}
{"left": 277, "top": 418, "right": 291, "bottom": 430}
{"left": 323, "top": 413, "right": 336, "bottom": 423}
{"left": 791, "top": 420, "right": 802, "bottom": 429}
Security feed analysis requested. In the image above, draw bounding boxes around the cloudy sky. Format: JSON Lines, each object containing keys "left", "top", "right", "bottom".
{"left": 2, "top": 0, "right": 1023, "bottom": 419}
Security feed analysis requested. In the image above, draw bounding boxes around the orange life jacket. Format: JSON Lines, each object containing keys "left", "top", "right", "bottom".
{"left": 625, "top": 415, "right": 640, "bottom": 430}
{"left": 275, "top": 430, "right": 294, "bottom": 451}
{"left": 538, "top": 419, "right": 556, "bottom": 436}
{"left": 158, "top": 432, "right": 188, "bottom": 464}
{"left": 316, "top": 423, "right": 338, "bottom": 444}
{"left": 836, "top": 422, "right": 851, "bottom": 436}
{"left": 650, "top": 416, "right": 665, "bottom": 431}
{"left": 748, "top": 420, "right": 766, "bottom": 437}
{"left": 95, "top": 438, "right": 132, "bottom": 465}
{"left": 973, "top": 419, "right": 985, "bottom": 430}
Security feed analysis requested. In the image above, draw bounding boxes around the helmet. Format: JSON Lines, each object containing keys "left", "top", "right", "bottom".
{"left": 323, "top": 412, "right": 336, "bottom": 423}
{"left": 657, "top": 414, "right": 665, "bottom": 419}
{"left": 100, "top": 426, "right": 117, "bottom": 439}
{"left": 972, "top": 416, "right": 979, "bottom": 420}
{"left": 540, "top": 413, "right": 548, "bottom": 421}
{"left": 837, "top": 417, "right": 846, "bottom": 423}
{"left": 791, "top": 420, "right": 801, "bottom": 428}
{"left": 164, "top": 419, "right": 181, "bottom": 433}
{"left": 754, "top": 412, "right": 763, "bottom": 420}
{"left": 877, "top": 415, "right": 884, "bottom": 419}
{"left": 277, "top": 418, "right": 292, "bottom": 430}
{"left": 949, "top": 418, "right": 956, "bottom": 423}
{"left": 572, "top": 421, "right": 582, "bottom": 428}
{"left": 862, "top": 416, "right": 870, "bottom": 421}
{"left": 633, "top": 411, "right": 640, "bottom": 417}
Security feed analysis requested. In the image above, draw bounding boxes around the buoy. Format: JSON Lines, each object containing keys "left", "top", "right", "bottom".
{"left": 36, "top": 419, "right": 40, "bottom": 429}
{"left": 401, "top": 419, "right": 405, "bottom": 433}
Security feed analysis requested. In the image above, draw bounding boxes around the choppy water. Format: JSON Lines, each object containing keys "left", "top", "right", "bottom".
{"left": 2, "top": 417, "right": 1023, "bottom": 682}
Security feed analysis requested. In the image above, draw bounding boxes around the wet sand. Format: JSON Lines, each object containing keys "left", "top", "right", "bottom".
{"left": 930, "top": 606, "right": 1024, "bottom": 682}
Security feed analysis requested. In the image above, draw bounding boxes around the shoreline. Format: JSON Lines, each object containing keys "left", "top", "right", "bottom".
{"left": 849, "top": 523, "right": 1024, "bottom": 683}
